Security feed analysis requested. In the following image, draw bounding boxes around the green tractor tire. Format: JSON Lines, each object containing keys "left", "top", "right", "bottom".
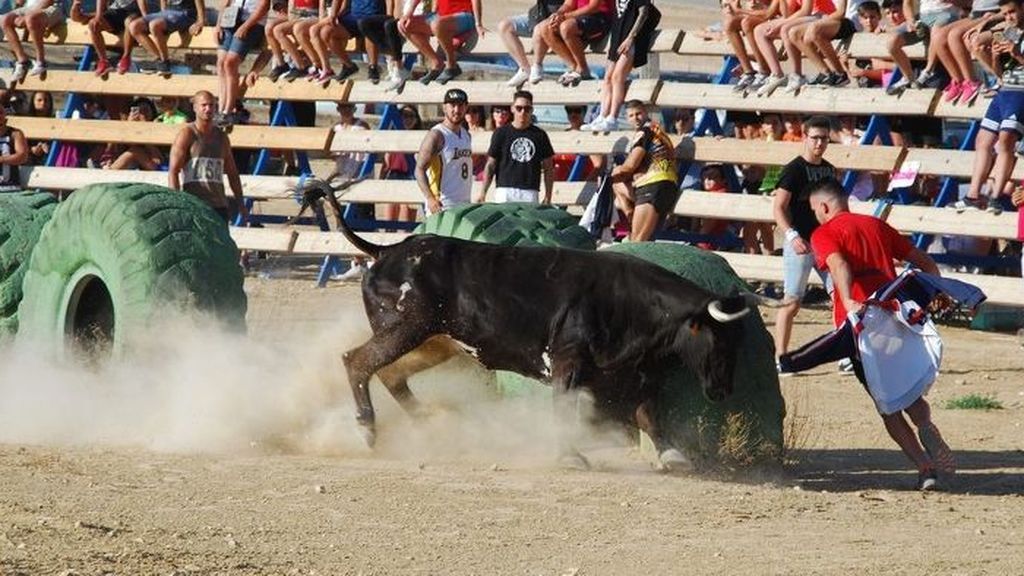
{"left": 0, "top": 191, "right": 58, "bottom": 337}
{"left": 414, "top": 203, "right": 596, "bottom": 251}
{"left": 17, "top": 183, "right": 247, "bottom": 357}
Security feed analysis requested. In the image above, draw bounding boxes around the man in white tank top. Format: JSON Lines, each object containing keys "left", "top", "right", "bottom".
{"left": 415, "top": 88, "right": 473, "bottom": 215}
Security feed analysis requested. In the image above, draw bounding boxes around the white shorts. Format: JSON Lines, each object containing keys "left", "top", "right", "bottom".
{"left": 494, "top": 187, "right": 539, "bottom": 203}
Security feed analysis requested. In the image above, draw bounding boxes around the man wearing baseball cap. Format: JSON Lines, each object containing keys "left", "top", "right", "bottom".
{"left": 415, "top": 88, "right": 473, "bottom": 214}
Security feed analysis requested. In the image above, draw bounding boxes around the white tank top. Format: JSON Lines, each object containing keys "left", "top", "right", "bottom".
{"left": 427, "top": 123, "right": 473, "bottom": 210}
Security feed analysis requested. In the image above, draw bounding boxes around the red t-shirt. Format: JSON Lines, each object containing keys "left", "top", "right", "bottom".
{"left": 439, "top": 0, "right": 472, "bottom": 15}
{"left": 811, "top": 211, "right": 914, "bottom": 327}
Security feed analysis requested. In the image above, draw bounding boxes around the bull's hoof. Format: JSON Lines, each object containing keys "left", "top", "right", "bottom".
{"left": 356, "top": 424, "right": 377, "bottom": 448}
{"left": 558, "top": 452, "right": 591, "bottom": 471}
{"left": 658, "top": 449, "right": 693, "bottom": 473}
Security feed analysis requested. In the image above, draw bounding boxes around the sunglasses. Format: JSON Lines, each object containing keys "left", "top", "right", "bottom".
{"left": 513, "top": 105, "right": 533, "bottom": 112}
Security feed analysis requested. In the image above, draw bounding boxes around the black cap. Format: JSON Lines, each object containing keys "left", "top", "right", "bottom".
{"left": 443, "top": 88, "right": 468, "bottom": 104}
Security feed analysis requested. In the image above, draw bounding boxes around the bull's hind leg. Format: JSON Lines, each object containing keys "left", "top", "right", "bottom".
{"left": 376, "top": 336, "right": 461, "bottom": 418}
{"left": 636, "top": 399, "right": 692, "bottom": 472}
{"left": 342, "top": 327, "right": 430, "bottom": 447}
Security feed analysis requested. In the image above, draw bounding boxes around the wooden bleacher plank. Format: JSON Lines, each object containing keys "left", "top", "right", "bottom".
{"left": 930, "top": 96, "right": 985, "bottom": 121}
{"left": 39, "top": 21, "right": 221, "bottom": 50}
{"left": 847, "top": 32, "right": 925, "bottom": 60}
{"left": 229, "top": 227, "right": 297, "bottom": 252}
{"left": 650, "top": 29, "right": 684, "bottom": 54}
{"left": 292, "top": 230, "right": 408, "bottom": 254}
{"left": 883, "top": 203, "right": 1019, "bottom": 240}
{"left": 329, "top": 129, "right": 636, "bottom": 155}
{"left": 902, "top": 147, "right": 1024, "bottom": 180}
{"left": 9, "top": 70, "right": 354, "bottom": 102}
{"left": 674, "top": 33, "right": 736, "bottom": 57}
{"left": 677, "top": 137, "right": 903, "bottom": 172}
{"left": 344, "top": 79, "right": 660, "bottom": 106}
{"left": 337, "top": 180, "right": 595, "bottom": 206}
{"left": 7, "top": 117, "right": 331, "bottom": 150}
{"left": 656, "top": 82, "right": 936, "bottom": 116}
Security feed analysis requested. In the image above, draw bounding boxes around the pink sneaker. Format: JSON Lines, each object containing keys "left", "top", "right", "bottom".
{"left": 957, "top": 80, "right": 982, "bottom": 105}
{"left": 117, "top": 56, "right": 131, "bottom": 75}
{"left": 942, "top": 80, "right": 963, "bottom": 103}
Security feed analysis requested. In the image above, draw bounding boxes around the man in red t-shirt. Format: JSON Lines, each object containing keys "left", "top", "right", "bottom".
{"left": 809, "top": 178, "right": 954, "bottom": 491}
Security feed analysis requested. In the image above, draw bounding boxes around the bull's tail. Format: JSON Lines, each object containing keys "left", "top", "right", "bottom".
{"left": 290, "top": 178, "right": 386, "bottom": 259}
{"left": 330, "top": 183, "right": 385, "bottom": 260}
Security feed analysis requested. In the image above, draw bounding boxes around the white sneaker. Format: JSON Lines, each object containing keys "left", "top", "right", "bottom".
{"left": 385, "top": 67, "right": 409, "bottom": 92}
{"left": 12, "top": 60, "right": 28, "bottom": 83}
{"left": 782, "top": 74, "right": 806, "bottom": 94}
{"left": 756, "top": 74, "right": 787, "bottom": 97}
{"left": 529, "top": 64, "right": 543, "bottom": 84}
{"left": 597, "top": 116, "right": 619, "bottom": 131}
{"left": 733, "top": 72, "right": 756, "bottom": 92}
{"left": 331, "top": 261, "right": 367, "bottom": 282}
{"left": 580, "top": 115, "right": 605, "bottom": 131}
{"left": 507, "top": 68, "right": 529, "bottom": 88}
{"left": 28, "top": 60, "right": 45, "bottom": 77}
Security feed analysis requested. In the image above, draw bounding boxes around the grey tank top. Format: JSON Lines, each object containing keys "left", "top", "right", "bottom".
{"left": 182, "top": 124, "right": 227, "bottom": 209}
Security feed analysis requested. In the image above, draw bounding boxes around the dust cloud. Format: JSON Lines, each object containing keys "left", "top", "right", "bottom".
{"left": 0, "top": 306, "right": 629, "bottom": 467}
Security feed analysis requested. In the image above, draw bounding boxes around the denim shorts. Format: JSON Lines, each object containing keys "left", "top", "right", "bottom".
{"left": 782, "top": 239, "right": 817, "bottom": 301}
{"left": 897, "top": 8, "right": 960, "bottom": 44}
{"left": 143, "top": 9, "right": 197, "bottom": 33}
{"left": 426, "top": 10, "right": 475, "bottom": 35}
{"left": 507, "top": 13, "right": 532, "bottom": 37}
{"left": 219, "top": 24, "right": 266, "bottom": 55}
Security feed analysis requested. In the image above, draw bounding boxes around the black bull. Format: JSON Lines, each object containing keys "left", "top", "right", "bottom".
{"left": 339, "top": 223, "right": 756, "bottom": 466}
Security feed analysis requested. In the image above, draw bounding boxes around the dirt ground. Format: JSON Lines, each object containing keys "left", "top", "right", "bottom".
{"left": 1, "top": 270, "right": 1022, "bottom": 576}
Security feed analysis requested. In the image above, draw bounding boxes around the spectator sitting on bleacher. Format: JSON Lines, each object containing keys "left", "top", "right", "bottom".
{"left": 309, "top": 0, "right": 384, "bottom": 85}
{"left": 957, "top": 0, "right": 1024, "bottom": 213}
{"left": 781, "top": 113, "right": 804, "bottom": 140}
{"left": 489, "top": 104, "right": 511, "bottom": 129}
{"left": 754, "top": 0, "right": 837, "bottom": 96}
{"left": 128, "top": 0, "right": 204, "bottom": 77}
{"left": 552, "top": 105, "right": 604, "bottom": 180}
{"left": 535, "top": 0, "right": 613, "bottom": 87}
{"left": 580, "top": 0, "right": 660, "bottom": 132}
{"left": 802, "top": 0, "right": 880, "bottom": 87}
{"left": 740, "top": 113, "right": 777, "bottom": 254}
{"left": 884, "top": 0, "right": 963, "bottom": 94}
{"left": 71, "top": 0, "right": 145, "bottom": 77}
{"left": 216, "top": 0, "right": 270, "bottom": 126}
{"left": 269, "top": 0, "right": 322, "bottom": 81}
{"left": 399, "top": 0, "right": 484, "bottom": 85}
{"left": 478, "top": 90, "right": 555, "bottom": 204}
{"left": 25, "top": 91, "right": 53, "bottom": 165}
{"left": 264, "top": 0, "right": 289, "bottom": 78}
{"left": 969, "top": 4, "right": 1007, "bottom": 92}
{"left": 0, "top": 106, "right": 29, "bottom": 192}
{"left": 381, "top": 104, "right": 422, "bottom": 224}
{"left": 838, "top": 0, "right": 893, "bottom": 86}
{"left": 155, "top": 96, "right": 189, "bottom": 124}
{"left": 934, "top": 0, "right": 1001, "bottom": 105}
{"left": 725, "top": 0, "right": 782, "bottom": 93}
{"left": 610, "top": 99, "right": 679, "bottom": 241}
{"left": 107, "top": 98, "right": 165, "bottom": 170}
{"left": 1, "top": 0, "right": 65, "bottom": 81}
{"left": 501, "top": 0, "right": 563, "bottom": 87}
{"left": 696, "top": 163, "right": 732, "bottom": 249}
{"left": 360, "top": 0, "right": 410, "bottom": 90}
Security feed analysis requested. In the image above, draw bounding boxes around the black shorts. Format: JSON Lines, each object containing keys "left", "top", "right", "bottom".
{"left": 836, "top": 17, "right": 856, "bottom": 41}
{"left": 576, "top": 12, "right": 610, "bottom": 42}
{"left": 102, "top": 6, "right": 141, "bottom": 35}
{"left": 634, "top": 180, "right": 679, "bottom": 218}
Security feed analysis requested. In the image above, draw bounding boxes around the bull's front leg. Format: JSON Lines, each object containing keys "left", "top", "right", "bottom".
{"left": 636, "top": 398, "right": 692, "bottom": 473}
{"left": 551, "top": 359, "right": 590, "bottom": 470}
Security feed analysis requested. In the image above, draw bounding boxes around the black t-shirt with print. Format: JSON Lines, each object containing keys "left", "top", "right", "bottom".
{"left": 488, "top": 124, "right": 554, "bottom": 191}
{"left": 776, "top": 155, "right": 836, "bottom": 239}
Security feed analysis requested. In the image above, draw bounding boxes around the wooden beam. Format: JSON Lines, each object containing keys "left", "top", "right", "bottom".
{"left": 930, "top": 96, "right": 986, "bottom": 121}
{"left": 345, "top": 79, "right": 660, "bottom": 105}
{"left": 291, "top": 230, "right": 408, "bottom": 254}
{"left": 847, "top": 32, "right": 925, "bottom": 59}
{"left": 677, "top": 137, "right": 903, "bottom": 172}
{"left": 674, "top": 33, "right": 737, "bottom": 57}
{"left": 330, "top": 129, "right": 637, "bottom": 155}
{"left": 7, "top": 117, "right": 331, "bottom": 150}
{"left": 902, "top": 147, "right": 1024, "bottom": 180}
{"left": 656, "top": 82, "right": 936, "bottom": 116}
{"left": 8, "top": 70, "right": 354, "bottom": 102}
{"left": 229, "top": 227, "right": 297, "bottom": 253}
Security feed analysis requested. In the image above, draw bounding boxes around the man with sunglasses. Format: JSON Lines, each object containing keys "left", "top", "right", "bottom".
{"left": 477, "top": 90, "right": 555, "bottom": 204}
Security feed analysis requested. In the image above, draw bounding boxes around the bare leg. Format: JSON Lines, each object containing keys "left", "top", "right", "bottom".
{"left": 753, "top": 20, "right": 782, "bottom": 77}
{"left": 988, "top": 130, "right": 1020, "bottom": 202}
{"left": 559, "top": 18, "right": 588, "bottom": 74}
{"left": 774, "top": 300, "right": 801, "bottom": 357}
{"left": 499, "top": 17, "right": 529, "bottom": 70}
{"left": 431, "top": 14, "right": 460, "bottom": 68}
{"left": 881, "top": 411, "right": 931, "bottom": 471}
{"left": 631, "top": 203, "right": 660, "bottom": 241}
{"left": 966, "top": 128, "right": 996, "bottom": 200}
{"left": 887, "top": 32, "right": 914, "bottom": 80}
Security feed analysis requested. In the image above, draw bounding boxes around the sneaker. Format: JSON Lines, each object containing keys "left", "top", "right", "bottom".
{"left": 368, "top": 64, "right": 380, "bottom": 84}
{"left": 916, "top": 68, "right": 936, "bottom": 86}
{"left": 529, "top": 64, "right": 544, "bottom": 84}
{"left": 331, "top": 261, "right": 367, "bottom": 282}
{"left": 94, "top": 59, "right": 111, "bottom": 77}
{"left": 885, "top": 75, "right": 918, "bottom": 95}
{"left": 386, "top": 67, "right": 409, "bottom": 92}
{"left": 827, "top": 72, "right": 850, "bottom": 87}
{"left": 917, "top": 469, "right": 939, "bottom": 491}
{"left": 585, "top": 116, "right": 618, "bottom": 132}
{"left": 957, "top": 80, "right": 982, "bottom": 105}
{"left": 268, "top": 62, "right": 291, "bottom": 82}
{"left": 435, "top": 64, "right": 462, "bottom": 85}
{"left": 334, "top": 62, "right": 359, "bottom": 82}
{"left": 733, "top": 72, "right": 757, "bottom": 92}
{"left": 316, "top": 68, "right": 334, "bottom": 86}
{"left": 304, "top": 66, "right": 320, "bottom": 81}
{"left": 280, "top": 66, "right": 304, "bottom": 82}
{"left": 838, "top": 357, "right": 855, "bottom": 375}
{"left": 419, "top": 66, "right": 443, "bottom": 85}
{"left": 919, "top": 422, "right": 956, "bottom": 474}
{"left": 949, "top": 197, "right": 982, "bottom": 212}
{"left": 580, "top": 115, "right": 605, "bottom": 131}
{"left": 747, "top": 73, "right": 767, "bottom": 93}
{"left": 782, "top": 74, "right": 806, "bottom": 94}
{"left": 117, "top": 56, "right": 131, "bottom": 74}
{"left": 756, "top": 74, "right": 787, "bottom": 97}
{"left": 806, "top": 72, "right": 830, "bottom": 87}
{"left": 942, "top": 79, "right": 963, "bottom": 103}
{"left": 557, "top": 70, "right": 575, "bottom": 86}
{"left": 986, "top": 202, "right": 1003, "bottom": 215}
{"left": 12, "top": 60, "right": 29, "bottom": 83}
{"left": 156, "top": 59, "right": 171, "bottom": 77}
{"left": 28, "top": 60, "right": 46, "bottom": 78}
{"left": 507, "top": 67, "right": 530, "bottom": 88}
{"left": 776, "top": 361, "right": 794, "bottom": 378}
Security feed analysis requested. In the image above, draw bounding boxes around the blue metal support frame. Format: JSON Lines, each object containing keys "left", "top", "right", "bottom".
{"left": 45, "top": 45, "right": 96, "bottom": 167}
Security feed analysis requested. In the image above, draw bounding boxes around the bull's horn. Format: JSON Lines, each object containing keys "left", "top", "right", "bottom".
{"left": 707, "top": 299, "right": 751, "bottom": 323}
{"left": 742, "top": 291, "right": 785, "bottom": 308}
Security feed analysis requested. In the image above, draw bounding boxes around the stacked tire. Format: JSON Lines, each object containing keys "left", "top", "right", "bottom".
{"left": 415, "top": 203, "right": 596, "bottom": 250}
{"left": 12, "top": 183, "right": 247, "bottom": 357}
{"left": 0, "top": 191, "right": 58, "bottom": 338}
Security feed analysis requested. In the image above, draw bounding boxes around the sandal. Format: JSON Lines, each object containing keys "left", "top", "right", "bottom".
{"left": 557, "top": 71, "right": 574, "bottom": 86}
{"left": 982, "top": 86, "right": 999, "bottom": 99}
